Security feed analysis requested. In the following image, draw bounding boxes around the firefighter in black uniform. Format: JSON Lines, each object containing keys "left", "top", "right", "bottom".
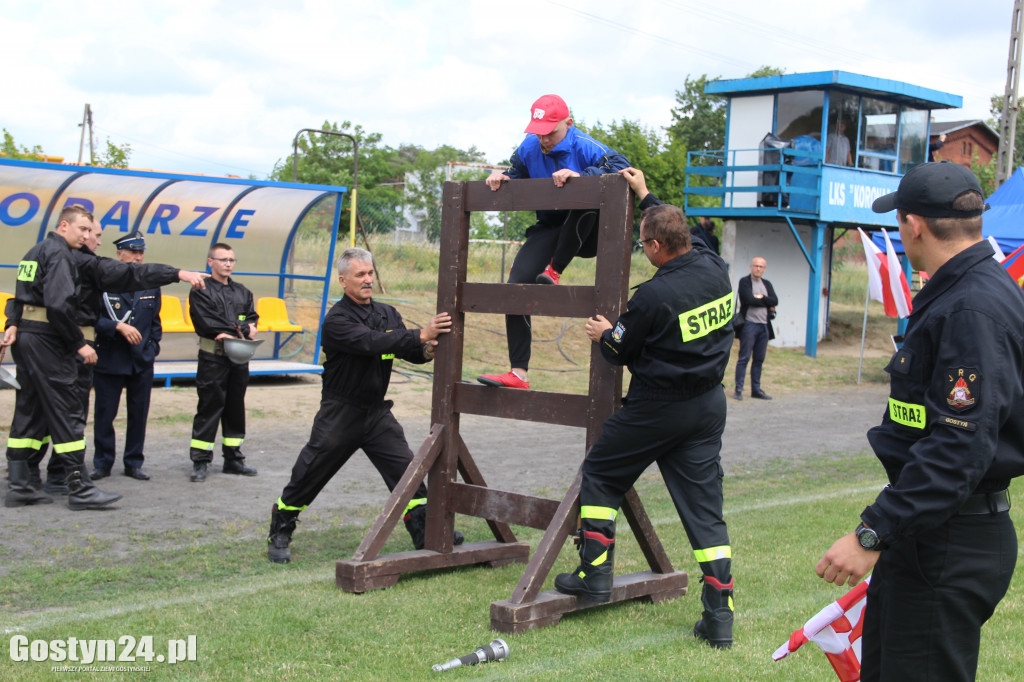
{"left": 817, "top": 162, "right": 1024, "bottom": 681}
{"left": 267, "top": 247, "right": 463, "bottom": 562}
{"left": 9, "top": 217, "right": 208, "bottom": 504}
{"left": 554, "top": 168, "right": 736, "bottom": 649}
{"left": 3, "top": 206, "right": 120, "bottom": 510}
{"left": 92, "top": 231, "right": 166, "bottom": 481}
{"left": 188, "top": 242, "right": 259, "bottom": 482}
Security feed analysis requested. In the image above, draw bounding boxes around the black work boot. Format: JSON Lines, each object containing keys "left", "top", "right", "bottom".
{"left": 5, "top": 460, "right": 55, "bottom": 507}
{"left": 693, "top": 575, "right": 734, "bottom": 649}
{"left": 43, "top": 467, "right": 69, "bottom": 495}
{"left": 190, "top": 462, "right": 208, "bottom": 482}
{"left": 554, "top": 528, "right": 616, "bottom": 602}
{"left": 267, "top": 504, "right": 300, "bottom": 564}
{"left": 66, "top": 465, "right": 123, "bottom": 511}
{"left": 223, "top": 457, "right": 257, "bottom": 476}
{"left": 403, "top": 504, "right": 465, "bottom": 550}
{"left": 27, "top": 462, "right": 43, "bottom": 490}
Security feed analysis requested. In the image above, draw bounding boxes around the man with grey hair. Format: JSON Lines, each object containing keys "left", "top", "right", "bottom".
{"left": 267, "top": 247, "right": 461, "bottom": 562}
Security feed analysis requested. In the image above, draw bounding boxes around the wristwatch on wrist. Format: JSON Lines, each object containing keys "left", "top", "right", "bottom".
{"left": 855, "top": 523, "right": 881, "bottom": 551}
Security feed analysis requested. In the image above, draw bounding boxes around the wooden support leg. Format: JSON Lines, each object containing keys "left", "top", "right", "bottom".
{"left": 489, "top": 466, "right": 688, "bottom": 633}
{"left": 336, "top": 424, "right": 531, "bottom": 593}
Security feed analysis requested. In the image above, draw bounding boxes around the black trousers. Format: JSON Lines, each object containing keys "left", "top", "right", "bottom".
{"left": 93, "top": 366, "right": 154, "bottom": 471}
{"left": 6, "top": 329, "right": 87, "bottom": 471}
{"left": 579, "top": 388, "right": 731, "bottom": 581}
{"left": 28, "top": 358, "right": 94, "bottom": 476}
{"left": 189, "top": 351, "right": 249, "bottom": 463}
{"left": 505, "top": 210, "right": 599, "bottom": 368}
{"left": 279, "top": 398, "right": 427, "bottom": 510}
{"left": 860, "top": 511, "right": 1017, "bottom": 681}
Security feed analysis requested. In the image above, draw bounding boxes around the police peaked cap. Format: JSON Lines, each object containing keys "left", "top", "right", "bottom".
{"left": 113, "top": 230, "right": 147, "bottom": 250}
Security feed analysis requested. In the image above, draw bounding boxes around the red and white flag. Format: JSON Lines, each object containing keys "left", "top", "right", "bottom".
{"left": 857, "top": 228, "right": 913, "bottom": 318}
{"left": 1002, "top": 244, "right": 1024, "bottom": 288}
{"left": 773, "top": 578, "right": 870, "bottom": 682}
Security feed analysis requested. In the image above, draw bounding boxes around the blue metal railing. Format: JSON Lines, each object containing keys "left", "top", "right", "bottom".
{"left": 684, "top": 147, "right": 823, "bottom": 215}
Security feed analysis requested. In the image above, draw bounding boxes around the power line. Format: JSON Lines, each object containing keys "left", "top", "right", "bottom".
{"left": 545, "top": 1, "right": 756, "bottom": 71}
{"left": 92, "top": 125, "right": 269, "bottom": 177}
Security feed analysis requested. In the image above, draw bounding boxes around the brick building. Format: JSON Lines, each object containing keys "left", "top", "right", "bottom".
{"left": 929, "top": 120, "right": 1000, "bottom": 166}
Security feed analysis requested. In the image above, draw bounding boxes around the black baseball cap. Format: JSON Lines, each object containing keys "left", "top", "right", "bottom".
{"left": 871, "top": 161, "right": 987, "bottom": 218}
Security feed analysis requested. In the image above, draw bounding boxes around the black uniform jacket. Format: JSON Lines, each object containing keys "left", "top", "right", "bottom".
{"left": 737, "top": 274, "right": 778, "bottom": 340}
{"left": 598, "top": 239, "right": 734, "bottom": 402}
{"left": 95, "top": 286, "right": 163, "bottom": 375}
{"left": 74, "top": 248, "right": 179, "bottom": 327}
{"left": 189, "top": 277, "right": 258, "bottom": 340}
{"left": 861, "top": 240, "right": 1024, "bottom": 546}
{"left": 11, "top": 232, "right": 84, "bottom": 353}
{"left": 320, "top": 295, "right": 430, "bottom": 406}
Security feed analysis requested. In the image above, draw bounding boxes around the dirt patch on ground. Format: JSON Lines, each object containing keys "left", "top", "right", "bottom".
{"left": 0, "top": 359, "right": 889, "bottom": 567}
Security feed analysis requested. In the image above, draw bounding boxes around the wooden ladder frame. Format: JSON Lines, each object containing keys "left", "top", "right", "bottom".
{"left": 336, "top": 174, "right": 687, "bottom": 632}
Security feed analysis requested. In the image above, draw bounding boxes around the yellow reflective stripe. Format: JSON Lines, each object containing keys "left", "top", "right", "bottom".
{"left": 17, "top": 260, "right": 38, "bottom": 282}
{"left": 222, "top": 437, "right": 244, "bottom": 447}
{"left": 190, "top": 439, "right": 215, "bottom": 451}
{"left": 591, "top": 549, "right": 609, "bottom": 567}
{"left": 580, "top": 505, "right": 617, "bottom": 521}
{"left": 42, "top": 436, "right": 51, "bottom": 444}
{"left": 694, "top": 545, "right": 732, "bottom": 563}
{"left": 53, "top": 439, "right": 86, "bottom": 454}
{"left": 276, "top": 497, "right": 307, "bottom": 512}
{"left": 7, "top": 437, "right": 46, "bottom": 451}
{"left": 888, "top": 398, "right": 926, "bottom": 429}
{"left": 403, "top": 498, "right": 427, "bottom": 515}
{"left": 381, "top": 353, "right": 395, "bottom": 360}
{"left": 678, "top": 291, "right": 733, "bottom": 342}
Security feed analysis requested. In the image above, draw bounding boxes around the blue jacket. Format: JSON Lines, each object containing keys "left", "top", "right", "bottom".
{"left": 506, "top": 126, "right": 629, "bottom": 225}
{"left": 95, "top": 288, "right": 163, "bottom": 375}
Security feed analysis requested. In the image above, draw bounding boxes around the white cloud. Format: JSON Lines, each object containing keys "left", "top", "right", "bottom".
{"left": 0, "top": 0, "right": 1013, "bottom": 177}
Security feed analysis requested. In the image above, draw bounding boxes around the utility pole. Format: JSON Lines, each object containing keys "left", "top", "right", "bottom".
{"left": 77, "top": 104, "right": 93, "bottom": 164}
{"left": 996, "top": 1, "right": 1024, "bottom": 188}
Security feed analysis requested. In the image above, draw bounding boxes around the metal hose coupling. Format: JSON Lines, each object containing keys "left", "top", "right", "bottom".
{"left": 432, "top": 638, "right": 509, "bottom": 672}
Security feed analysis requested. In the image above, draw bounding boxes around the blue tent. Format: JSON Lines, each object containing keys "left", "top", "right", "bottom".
{"left": 872, "top": 167, "right": 1024, "bottom": 255}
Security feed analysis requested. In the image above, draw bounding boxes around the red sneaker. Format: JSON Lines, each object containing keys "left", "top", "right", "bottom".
{"left": 477, "top": 371, "right": 530, "bottom": 389}
{"left": 536, "top": 263, "right": 560, "bottom": 285}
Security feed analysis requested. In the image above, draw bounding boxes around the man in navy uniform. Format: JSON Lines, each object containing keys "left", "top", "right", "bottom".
{"left": 92, "top": 231, "right": 163, "bottom": 481}
{"left": 817, "top": 163, "right": 1024, "bottom": 680}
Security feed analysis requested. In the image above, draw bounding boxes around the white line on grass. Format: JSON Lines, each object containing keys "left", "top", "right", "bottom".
{"left": 641, "top": 484, "right": 885, "bottom": 527}
{"left": 2, "top": 568, "right": 329, "bottom": 635}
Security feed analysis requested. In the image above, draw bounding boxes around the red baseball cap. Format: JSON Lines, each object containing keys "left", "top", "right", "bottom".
{"left": 524, "top": 94, "right": 570, "bottom": 135}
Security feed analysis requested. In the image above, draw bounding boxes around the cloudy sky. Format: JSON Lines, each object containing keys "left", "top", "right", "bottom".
{"left": 1, "top": 0, "right": 1013, "bottom": 179}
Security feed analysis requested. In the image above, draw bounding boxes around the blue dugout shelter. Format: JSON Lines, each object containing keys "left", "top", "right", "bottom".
{"left": 685, "top": 70, "right": 962, "bottom": 356}
{"left": 0, "top": 158, "right": 348, "bottom": 383}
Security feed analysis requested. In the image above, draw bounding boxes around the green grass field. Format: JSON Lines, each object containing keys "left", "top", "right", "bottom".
{"left": 3, "top": 453, "right": 1022, "bottom": 681}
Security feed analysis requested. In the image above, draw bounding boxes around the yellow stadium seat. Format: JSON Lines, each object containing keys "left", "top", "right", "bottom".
{"left": 0, "top": 292, "right": 12, "bottom": 329}
{"left": 256, "top": 297, "right": 303, "bottom": 332}
{"left": 183, "top": 299, "right": 197, "bottom": 332}
{"left": 160, "top": 295, "right": 193, "bottom": 333}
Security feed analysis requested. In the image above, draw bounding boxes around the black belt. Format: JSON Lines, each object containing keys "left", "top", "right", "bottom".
{"left": 958, "top": 489, "right": 1010, "bottom": 516}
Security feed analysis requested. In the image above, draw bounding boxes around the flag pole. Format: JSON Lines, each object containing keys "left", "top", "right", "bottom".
{"left": 857, "top": 284, "right": 870, "bottom": 384}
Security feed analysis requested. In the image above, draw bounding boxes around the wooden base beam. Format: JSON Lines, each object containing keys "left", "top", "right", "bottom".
{"left": 490, "top": 570, "right": 688, "bottom": 633}
{"left": 337, "top": 541, "right": 531, "bottom": 593}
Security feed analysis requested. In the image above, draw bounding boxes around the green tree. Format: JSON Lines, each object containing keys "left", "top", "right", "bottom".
{"left": 1, "top": 128, "right": 44, "bottom": 161}
{"left": 970, "top": 151, "right": 998, "bottom": 196}
{"left": 91, "top": 138, "right": 132, "bottom": 168}
{"left": 666, "top": 67, "right": 785, "bottom": 209}
{"left": 578, "top": 118, "right": 687, "bottom": 211}
{"left": 400, "top": 143, "right": 487, "bottom": 241}
{"left": 988, "top": 95, "right": 1024, "bottom": 172}
{"left": 271, "top": 121, "right": 407, "bottom": 236}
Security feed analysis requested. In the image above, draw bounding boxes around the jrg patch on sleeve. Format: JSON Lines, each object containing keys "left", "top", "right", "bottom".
{"left": 945, "top": 367, "right": 980, "bottom": 413}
